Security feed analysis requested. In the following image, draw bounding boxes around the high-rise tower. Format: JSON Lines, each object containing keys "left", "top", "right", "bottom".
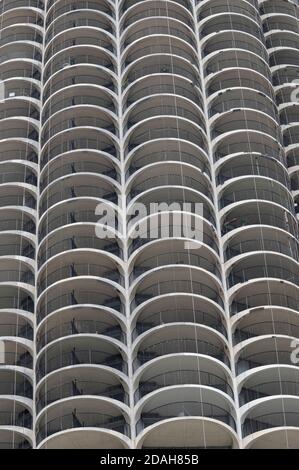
{"left": 0, "top": 0, "right": 299, "bottom": 449}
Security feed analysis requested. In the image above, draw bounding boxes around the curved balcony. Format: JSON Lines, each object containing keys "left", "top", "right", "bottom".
{"left": 36, "top": 398, "right": 130, "bottom": 448}
{"left": 124, "top": 74, "right": 202, "bottom": 112}
{"left": 37, "top": 223, "right": 122, "bottom": 269}
{"left": 135, "top": 387, "right": 238, "bottom": 448}
{"left": 123, "top": 53, "right": 200, "bottom": 89}
{"left": 221, "top": 200, "right": 297, "bottom": 237}
{"left": 134, "top": 354, "right": 233, "bottom": 403}
{"left": 37, "top": 250, "right": 123, "bottom": 295}
{"left": 206, "top": 67, "right": 273, "bottom": 98}
{"left": 36, "top": 366, "right": 129, "bottom": 414}
{"left": 209, "top": 88, "right": 277, "bottom": 120}
{"left": 38, "top": 198, "right": 119, "bottom": 241}
{"left": 132, "top": 323, "right": 229, "bottom": 372}
{"left": 126, "top": 161, "right": 212, "bottom": 204}
{"left": 36, "top": 335, "right": 127, "bottom": 382}
{"left": 130, "top": 264, "right": 224, "bottom": 313}
{"left": 121, "top": 0, "right": 192, "bottom": 30}
{"left": 227, "top": 252, "right": 299, "bottom": 289}
{"left": 204, "top": 48, "right": 271, "bottom": 80}
{"left": 198, "top": 0, "right": 259, "bottom": 22}
{"left": 37, "top": 304, "right": 125, "bottom": 352}
{"left": 37, "top": 277, "right": 125, "bottom": 323}
{"left": 239, "top": 365, "right": 299, "bottom": 406}
{"left": 236, "top": 335, "right": 297, "bottom": 375}
{"left": 232, "top": 305, "right": 299, "bottom": 345}
{"left": 39, "top": 173, "right": 118, "bottom": 215}
{"left": 129, "top": 238, "right": 220, "bottom": 284}
{"left": 40, "top": 150, "right": 119, "bottom": 192}
{"left": 126, "top": 139, "right": 210, "bottom": 179}
{"left": 46, "top": 0, "right": 114, "bottom": 29}
{"left": 124, "top": 94, "right": 205, "bottom": 133}
{"left": 216, "top": 153, "right": 288, "bottom": 186}
{"left": 224, "top": 225, "right": 299, "bottom": 262}
{"left": 230, "top": 278, "right": 299, "bottom": 316}
{"left": 0, "top": 339, "right": 33, "bottom": 369}
{"left": 219, "top": 177, "right": 293, "bottom": 212}
{"left": 0, "top": 369, "right": 32, "bottom": 399}
{"left": 242, "top": 397, "right": 299, "bottom": 448}
{"left": 43, "top": 84, "right": 116, "bottom": 122}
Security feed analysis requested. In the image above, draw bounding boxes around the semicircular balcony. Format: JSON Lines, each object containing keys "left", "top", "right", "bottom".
{"left": 124, "top": 93, "right": 205, "bottom": 134}
{"left": 130, "top": 263, "right": 224, "bottom": 316}
{"left": 129, "top": 238, "right": 220, "bottom": 286}
{"left": 0, "top": 337, "right": 33, "bottom": 369}
{"left": 0, "top": 398, "right": 32, "bottom": 439}
{"left": 36, "top": 334, "right": 128, "bottom": 383}
{"left": 238, "top": 365, "right": 299, "bottom": 406}
{"left": 43, "top": 63, "right": 116, "bottom": 103}
{"left": 40, "top": 149, "right": 119, "bottom": 194}
{"left": 125, "top": 139, "right": 210, "bottom": 180}
{"left": 218, "top": 176, "right": 293, "bottom": 213}
{"left": 135, "top": 387, "right": 238, "bottom": 449}
{"left": 37, "top": 223, "right": 122, "bottom": 274}
{"left": 221, "top": 198, "right": 297, "bottom": 238}
{"left": 204, "top": 48, "right": 271, "bottom": 81}
{"left": 205, "top": 29, "right": 268, "bottom": 62}
{"left": 224, "top": 225, "right": 299, "bottom": 262}
{"left": 232, "top": 305, "right": 299, "bottom": 346}
{"left": 0, "top": 368, "right": 32, "bottom": 402}
{"left": 230, "top": 278, "right": 299, "bottom": 317}
{"left": 122, "top": 32, "right": 197, "bottom": 71}
{"left": 0, "top": 42, "right": 42, "bottom": 66}
{"left": 36, "top": 276, "right": 125, "bottom": 324}
{"left": 37, "top": 249, "right": 124, "bottom": 296}
{"left": 198, "top": 0, "right": 259, "bottom": 23}
{"left": 269, "top": 48, "right": 299, "bottom": 71}
{"left": 43, "top": 44, "right": 116, "bottom": 85}
{"left": 39, "top": 172, "right": 119, "bottom": 216}
{"left": 40, "top": 127, "right": 118, "bottom": 169}
{"left": 36, "top": 365, "right": 129, "bottom": 415}
{"left": 128, "top": 210, "right": 218, "bottom": 260}
{"left": 216, "top": 153, "right": 289, "bottom": 187}
{"left": 206, "top": 67, "right": 273, "bottom": 98}
{"left": 242, "top": 396, "right": 299, "bottom": 449}
{"left": 121, "top": 0, "right": 193, "bottom": 32}
{"left": 126, "top": 161, "right": 212, "bottom": 207}
{"left": 260, "top": 0, "right": 298, "bottom": 18}
{"left": 235, "top": 335, "right": 297, "bottom": 376}
{"left": 42, "top": 83, "right": 116, "bottom": 123}
{"left": 121, "top": 17, "right": 196, "bottom": 56}
{"left": 227, "top": 252, "right": 299, "bottom": 295}
{"left": 0, "top": 24, "right": 43, "bottom": 49}
{"left": 132, "top": 322, "right": 229, "bottom": 373}
{"left": 41, "top": 104, "right": 118, "bottom": 147}
{"left": 123, "top": 52, "right": 200, "bottom": 91}
{"left": 211, "top": 108, "right": 280, "bottom": 144}
{"left": 134, "top": 354, "right": 234, "bottom": 405}
{"left": 200, "top": 14, "right": 262, "bottom": 44}
{"left": 44, "top": 26, "right": 115, "bottom": 65}
{"left": 45, "top": 0, "right": 114, "bottom": 29}
{"left": 0, "top": 56, "right": 41, "bottom": 83}
{"left": 123, "top": 74, "right": 203, "bottom": 114}
{"left": 36, "top": 397, "right": 130, "bottom": 449}
{"left": 208, "top": 88, "right": 278, "bottom": 121}
{"left": 36, "top": 302, "right": 126, "bottom": 353}
{"left": 213, "top": 129, "right": 283, "bottom": 164}
{"left": 46, "top": 8, "right": 114, "bottom": 45}
{"left": 38, "top": 200, "right": 119, "bottom": 248}
{"left": 131, "top": 291, "right": 227, "bottom": 343}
